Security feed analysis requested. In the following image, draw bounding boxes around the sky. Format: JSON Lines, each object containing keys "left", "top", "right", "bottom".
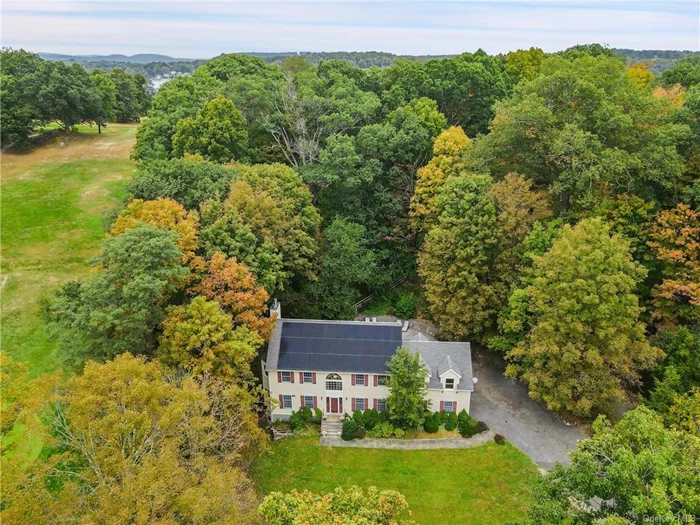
{"left": 2, "top": 1, "right": 699, "bottom": 58}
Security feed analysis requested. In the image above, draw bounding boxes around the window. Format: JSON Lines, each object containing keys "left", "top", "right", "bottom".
{"left": 355, "top": 398, "right": 365, "bottom": 411}
{"left": 280, "top": 371, "right": 291, "bottom": 383}
{"left": 377, "top": 375, "right": 389, "bottom": 386}
{"left": 282, "top": 395, "right": 292, "bottom": 409}
{"left": 444, "top": 401, "right": 455, "bottom": 413}
{"left": 377, "top": 399, "right": 387, "bottom": 412}
{"left": 354, "top": 374, "right": 365, "bottom": 386}
{"left": 303, "top": 372, "right": 314, "bottom": 383}
{"left": 303, "top": 396, "right": 314, "bottom": 408}
{"left": 326, "top": 373, "right": 342, "bottom": 391}
{"left": 445, "top": 378, "right": 455, "bottom": 390}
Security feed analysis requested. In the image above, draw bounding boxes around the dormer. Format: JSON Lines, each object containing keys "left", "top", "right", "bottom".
{"left": 438, "top": 355, "right": 461, "bottom": 390}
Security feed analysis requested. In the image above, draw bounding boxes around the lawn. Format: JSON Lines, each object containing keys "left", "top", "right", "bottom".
{"left": 251, "top": 434, "right": 540, "bottom": 525}
{"left": 1, "top": 123, "right": 138, "bottom": 377}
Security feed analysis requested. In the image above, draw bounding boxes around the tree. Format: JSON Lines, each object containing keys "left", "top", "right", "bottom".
{"left": 505, "top": 218, "right": 662, "bottom": 416}
{"left": 200, "top": 163, "right": 321, "bottom": 293}
{"left": 626, "top": 62, "right": 654, "bottom": 90}
{"left": 505, "top": 47, "right": 545, "bottom": 84}
{"left": 109, "top": 67, "right": 147, "bottom": 122}
{"left": 0, "top": 48, "right": 44, "bottom": 148}
{"left": 659, "top": 55, "right": 700, "bottom": 88}
{"left": 386, "top": 346, "right": 429, "bottom": 429}
{"left": 259, "top": 486, "right": 414, "bottom": 525}
{"left": 308, "top": 218, "right": 381, "bottom": 319}
{"left": 648, "top": 204, "right": 700, "bottom": 326}
{"left": 190, "top": 252, "right": 275, "bottom": 340}
{"left": 172, "top": 95, "right": 249, "bottom": 163}
{"left": 648, "top": 327, "right": 700, "bottom": 414}
{"left": 127, "top": 157, "right": 237, "bottom": 210}
{"left": 158, "top": 296, "right": 260, "bottom": 381}
{"left": 409, "top": 125, "right": 471, "bottom": 232}
{"left": 110, "top": 197, "right": 203, "bottom": 270}
{"left": 523, "top": 406, "right": 700, "bottom": 524}
{"left": 45, "top": 225, "right": 189, "bottom": 365}
{"left": 418, "top": 174, "right": 502, "bottom": 340}
{"left": 35, "top": 61, "right": 102, "bottom": 131}
{"left": 475, "top": 55, "right": 687, "bottom": 211}
{"left": 89, "top": 70, "right": 117, "bottom": 133}
{"left": 1, "top": 354, "right": 266, "bottom": 524}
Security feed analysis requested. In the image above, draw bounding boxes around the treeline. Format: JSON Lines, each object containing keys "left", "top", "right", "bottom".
{"left": 0, "top": 48, "right": 151, "bottom": 148}
{"left": 78, "top": 58, "right": 207, "bottom": 78}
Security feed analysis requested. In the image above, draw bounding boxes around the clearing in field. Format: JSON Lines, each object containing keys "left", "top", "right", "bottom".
{"left": 251, "top": 434, "right": 540, "bottom": 525}
{"left": 1, "top": 123, "right": 138, "bottom": 378}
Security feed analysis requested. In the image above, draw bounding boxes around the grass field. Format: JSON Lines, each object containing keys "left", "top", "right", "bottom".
{"left": 251, "top": 434, "right": 540, "bottom": 525}
{"left": 1, "top": 123, "right": 138, "bottom": 377}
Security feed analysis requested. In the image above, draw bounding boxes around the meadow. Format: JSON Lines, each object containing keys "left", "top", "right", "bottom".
{"left": 1, "top": 123, "right": 138, "bottom": 377}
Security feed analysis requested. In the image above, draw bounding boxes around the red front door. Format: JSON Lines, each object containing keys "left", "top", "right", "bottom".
{"left": 330, "top": 397, "right": 339, "bottom": 413}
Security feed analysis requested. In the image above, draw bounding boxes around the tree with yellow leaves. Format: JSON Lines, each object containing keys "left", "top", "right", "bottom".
{"left": 409, "top": 125, "right": 471, "bottom": 233}
{"left": 626, "top": 62, "right": 654, "bottom": 90}
{"left": 110, "top": 197, "right": 204, "bottom": 270}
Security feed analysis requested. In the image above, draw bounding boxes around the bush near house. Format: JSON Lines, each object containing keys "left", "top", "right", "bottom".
{"left": 342, "top": 417, "right": 359, "bottom": 441}
{"left": 367, "top": 422, "right": 405, "bottom": 438}
{"left": 289, "top": 406, "right": 314, "bottom": 431}
{"left": 424, "top": 412, "right": 441, "bottom": 433}
{"left": 445, "top": 412, "right": 458, "bottom": 431}
{"left": 458, "top": 409, "right": 480, "bottom": 437}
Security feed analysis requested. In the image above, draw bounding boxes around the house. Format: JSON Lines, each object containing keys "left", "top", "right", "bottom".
{"left": 262, "top": 303, "right": 474, "bottom": 421}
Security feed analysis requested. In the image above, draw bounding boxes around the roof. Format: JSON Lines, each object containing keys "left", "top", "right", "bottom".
{"left": 403, "top": 341, "right": 473, "bottom": 391}
{"left": 265, "top": 318, "right": 473, "bottom": 391}
{"left": 266, "top": 319, "right": 403, "bottom": 374}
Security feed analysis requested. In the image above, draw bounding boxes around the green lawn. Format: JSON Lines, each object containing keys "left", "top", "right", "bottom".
{"left": 251, "top": 434, "right": 540, "bottom": 525}
{"left": 1, "top": 123, "right": 137, "bottom": 377}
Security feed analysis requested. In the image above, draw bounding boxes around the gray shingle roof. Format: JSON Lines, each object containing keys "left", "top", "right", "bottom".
{"left": 403, "top": 341, "right": 473, "bottom": 391}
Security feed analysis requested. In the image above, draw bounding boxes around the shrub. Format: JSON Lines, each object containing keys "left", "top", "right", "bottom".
{"left": 494, "top": 434, "right": 506, "bottom": 445}
{"left": 356, "top": 427, "right": 366, "bottom": 439}
{"left": 476, "top": 421, "right": 489, "bottom": 434}
{"left": 342, "top": 418, "right": 359, "bottom": 441}
{"left": 458, "top": 411, "right": 479, "bottom": 438}
{"left": 299, "top": 406, "right": 313, "bottom": 422}
{"left": 314, "top": 408, "right": 323, "bottom": 422}
{"left": 440, "top": 410, "right": 449, "bottom": 425}
{"left": 395, "top": 292, "right": 416, "bottom": 319}
{"left": 353, "top": 409, "right": 364, "bottom": 427}
{"left": 289, "top": 409, "right": 311, "bottom": 431}
{"left": 445, "top": 412, "right": 458, "bottom": 431}
{"left": 363, "top": 408, "right": 380, "bottom": 430}
{"left": 378, "top": 410, "right": 389, "bottom": 424}
{"left": 366, "top": 421, "right": 404, "bottom": 439}
{"left": 424, "top": 412, "right": 440, "bottom": 433}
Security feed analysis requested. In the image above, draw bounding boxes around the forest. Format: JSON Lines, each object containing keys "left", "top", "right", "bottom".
{"left": 2, "top": 43, "right": 699, "bottom": 523}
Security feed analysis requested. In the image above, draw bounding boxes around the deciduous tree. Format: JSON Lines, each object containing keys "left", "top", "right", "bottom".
{"left": 158, "top": 296, "right": 260, "bottom": 381}
{"left": 386, "top": 346, "right": 429, "bottom": 429}
{"left": 190, "top": 252, "right": 274, "bottom": 340}
{"left": 45, "top": 225, "right": 189, "bottom": 365}
{"left": 173, "top": 95, "right": 249, "bottom": 163}
{"left": 505, "top": 218, "right": 662, "bottom": 416}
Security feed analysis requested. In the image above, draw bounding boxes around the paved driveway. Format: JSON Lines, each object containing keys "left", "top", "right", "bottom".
{"left": 469, "top": 349, "right": 586, "bottom": 470}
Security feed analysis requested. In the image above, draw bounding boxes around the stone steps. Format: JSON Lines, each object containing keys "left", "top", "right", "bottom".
{"left": 321, "top": 419, "right": 343, "bottom": 437}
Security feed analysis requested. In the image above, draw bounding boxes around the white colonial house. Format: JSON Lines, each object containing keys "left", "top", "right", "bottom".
{"left": 262, "top": 303, "right": 474, "bottom": 421}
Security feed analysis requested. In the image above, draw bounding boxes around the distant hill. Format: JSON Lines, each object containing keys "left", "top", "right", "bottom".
{"left": 39, "top": 53, "right": 199, "bottom": 64}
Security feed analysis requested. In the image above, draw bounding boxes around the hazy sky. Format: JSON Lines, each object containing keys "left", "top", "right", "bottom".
{"left": 3, "top": 1, "right": 699, "bottom": 58}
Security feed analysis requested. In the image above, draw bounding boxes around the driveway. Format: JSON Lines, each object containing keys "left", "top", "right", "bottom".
{"left": 404, "top": 324, "right": 586, "bottom": 470}
{"left": 469, "top": 349, "right": 587, "bottom": 471}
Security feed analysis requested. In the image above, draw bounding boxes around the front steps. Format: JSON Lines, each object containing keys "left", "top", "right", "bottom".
{"left": 321, "top": 418, "right": 343, "bottom": 437}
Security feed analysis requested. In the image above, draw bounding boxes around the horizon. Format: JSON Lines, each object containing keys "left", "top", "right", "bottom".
{"left": 3, "top": 1, "right": 698, "bottom": 57}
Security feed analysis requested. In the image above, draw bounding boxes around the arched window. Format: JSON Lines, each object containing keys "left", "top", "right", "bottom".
{"left": 326, "top": 373, "right": 342, "bottom": 391}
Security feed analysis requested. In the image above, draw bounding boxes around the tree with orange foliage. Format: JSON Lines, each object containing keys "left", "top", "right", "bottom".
{"left": 110, "top": 197, "right": 204, "bottom": 270}
{"left": 191, "top": 252, "right": 275, "bottom": 341}
{"left": 409, "top": 125, "right": 471, "bottom": 233}
{"left": 648, "top": 204, "right": 700, "bottom": 326}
